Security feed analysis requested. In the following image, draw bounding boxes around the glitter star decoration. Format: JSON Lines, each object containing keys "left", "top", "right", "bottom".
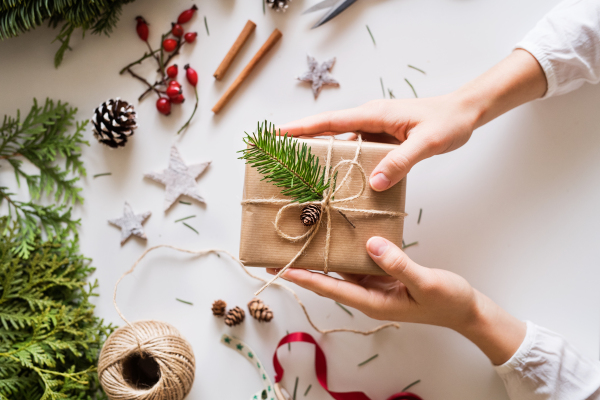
{"left": 108, "top": 202, "right": 151, "bottom": 245}
{"left": 144, "top": 146, "right": 211, "bottom": 211}
{"left": 298, "top": 54, "right": 339, "bottom": 99}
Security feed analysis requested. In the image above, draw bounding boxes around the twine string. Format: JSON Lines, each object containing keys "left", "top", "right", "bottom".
{"left": 113, "top": 245, "right": 400, "bottom": 352}
{"left": 245, "top": 135, "right": 407, "bottom": 296}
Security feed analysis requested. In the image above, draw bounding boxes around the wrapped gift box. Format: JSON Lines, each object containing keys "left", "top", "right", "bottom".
{"left": 239, "top": 137, "right": 406, "bottom": 275}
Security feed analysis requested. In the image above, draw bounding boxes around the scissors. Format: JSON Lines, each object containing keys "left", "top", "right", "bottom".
{"left": 303, "top": 0, "right": 359, "bottom": 29}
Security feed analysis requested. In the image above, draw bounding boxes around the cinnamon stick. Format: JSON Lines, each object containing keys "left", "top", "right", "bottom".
{"left": 213, "top": 20, "right": 256, "bottom": 81}
{"left": 212, "top": 29, "right": 282, "bottom": 114}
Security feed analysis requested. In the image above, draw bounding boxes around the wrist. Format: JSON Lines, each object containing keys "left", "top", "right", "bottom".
{"left": 449, "top": 49, "right": 547, "bottom": 131}
{"left": 456, "top": 290, "right": 526, "bottom": 365}
{"left": 446, "top": 87, "right": 488, "bottom": 132}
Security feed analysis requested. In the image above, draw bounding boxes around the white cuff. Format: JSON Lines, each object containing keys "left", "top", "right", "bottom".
{"left": 494, "top": 320, "right": 536, "bottom": 375}
{"left": 514, "top": 43, "right": 557, "bottom": 99}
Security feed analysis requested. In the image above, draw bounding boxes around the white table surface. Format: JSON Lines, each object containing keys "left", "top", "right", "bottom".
{"left": 1, "top": 0, "right": 599, "bottom": 399}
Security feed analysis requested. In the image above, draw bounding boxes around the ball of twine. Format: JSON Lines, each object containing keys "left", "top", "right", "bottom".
{"left": 98, "top": 320, "right": 195, "bottom": 400}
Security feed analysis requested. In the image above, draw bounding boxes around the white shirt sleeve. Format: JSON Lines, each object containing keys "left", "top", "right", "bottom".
{"left": 515, "top": 0, "right": 600, "bottom": 98}
{"left": 495, "top": 321, "right": 600, "bottom": 400}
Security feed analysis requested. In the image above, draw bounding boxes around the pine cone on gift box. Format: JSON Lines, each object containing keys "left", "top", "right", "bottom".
{"left": 211, "top": 299, "right": 227, "bottom": 317}
{"left": 266, "top": 0, "right": 291, "bottom": 12}
{"left": 224, "top": 306, "right": 245, "bottom": 327}
{"left": 92, "top": 98, "right": 137, "bottom": 148}
{"left": 248, "top": 298, "right": 273, "bottom": 323}
{"left": 300, "top": 204, "right": 321, "bottom": 227}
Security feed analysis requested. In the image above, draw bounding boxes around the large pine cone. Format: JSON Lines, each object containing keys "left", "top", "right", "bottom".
{"left": 266, "top": 0, "right": 291, "bottom": 12}
{"left": 300, "top": 204, "right": 321, "bottom": 227}
{"left": 224, "top": 306, "right": 245, "bottom": 327}
{"left": 248, "top": 298, "right": 273, "bottom": 322}
{"left": 211, "top": 299, "right": 227, "bottom": 317}
{"left": 92, "top": 98, "right": 137, "bottom": 148}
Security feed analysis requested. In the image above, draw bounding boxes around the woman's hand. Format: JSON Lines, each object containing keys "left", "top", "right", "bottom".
{"left": 268, "top": 236, "right": 527, "bottom": 365}
{"left": 278, "top": 49, "right": 547, "bottom": 192}
{"left": 278, "top": 95, "right": 479, "bottom": 192}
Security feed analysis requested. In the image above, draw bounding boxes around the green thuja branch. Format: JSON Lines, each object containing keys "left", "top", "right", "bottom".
{"left": 0, "top": 218, "right": 115, "bottom": 400}
{"left": 0, "top": 0, "right": 136, "bottom": 67}
{"left": 239, "top": 122, "right": 333, "bottom": 203}
{"left": 0, "top": 98, "right": 88, "bottom": 259}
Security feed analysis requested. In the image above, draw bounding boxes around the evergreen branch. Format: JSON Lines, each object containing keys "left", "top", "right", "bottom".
{"left": 0, "top": 98, "right": 87, "bottom": 259}
{"left": 238, "top": 121, "right": 332, "bottom": 203}
{"left": 91, "top": 0, "right": 135, "bottom": 36}
{"left": 0, "top": 0, "right": 138, "bottom": 67}
{"left": 52, "top": 24, "right": 74, "bottom": 69}
{"left": 0, "top": 219, "right": 115, "bottom": 400}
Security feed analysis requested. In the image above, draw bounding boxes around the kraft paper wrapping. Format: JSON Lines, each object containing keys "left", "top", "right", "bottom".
{"left": 239, "top": 138, "right": 406, "bottom": 275}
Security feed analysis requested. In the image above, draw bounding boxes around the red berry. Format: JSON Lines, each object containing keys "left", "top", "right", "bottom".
{"left": 184, "top": 32, "right": 197, "bottom": 43}
{"left": 135, "top": 16, "right": 149, "bottom": 42}
{"left": 156, "top": 98, "right": 171, "bottom": 115}
{"left": 166, "top": 85, "right": 182, "bottom": 98}
{"left": 177, "top": 5, "right": 198, "bottom": 24}
{"left": 171, "top": 23, "right": 184, "bottom": 38}
{"left": 168, "top": 80, "right": 181, "bottom": 89}
{"left": 162, "top": 38, "right": 177, "bottom": 52}
{"left": 184, "top": 64, "right": 198, "bottom": 87}
{"left": 166, "top": 64, "right": 178, "bottom": 78}
{"left": 171, "top": 94, "right": 185, "bottom": 104}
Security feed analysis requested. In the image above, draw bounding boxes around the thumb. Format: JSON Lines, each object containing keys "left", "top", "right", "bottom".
{"left": 369, "top": 135, "right": 432, "bottom": 191}
{"left": 366, "top": 236, "right": 428, "bottom": 291}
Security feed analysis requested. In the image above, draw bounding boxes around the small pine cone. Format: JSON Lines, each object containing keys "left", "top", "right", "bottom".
{"left": 248, "top": 298, "right": 273, "bottom": 323}
{"left": 224, "top": 306, "right": 245, "bottom": 327}
{"left": 211, "top": 299, "right": 227, "bottom": 317}
{"left": 300, "top": 204, "right": 321, "bottom": 227}
{"left": 92, "top": 98, "right": 137, "bottom": 148}
{"left": 266, "top": 0, "right": 291, "bottom": 12}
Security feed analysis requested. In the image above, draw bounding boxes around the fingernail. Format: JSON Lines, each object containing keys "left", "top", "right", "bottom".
{"left": 370, "top": 173, "right": 391, "bottom": 191}
{"left": 367, "top": 237, "right": 388, "bottom": 257}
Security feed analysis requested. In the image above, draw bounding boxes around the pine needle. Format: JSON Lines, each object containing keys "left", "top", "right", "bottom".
{"left": 366, "top": 25, "right": 376, "bottom": 46}
{"left": 93, "top": 172, "right": 111, "bottom": 178}
{"left": 388, "top": 89, "right": 395, "bottom": 99}
{"left": 358, "top": 354, "right": 379, "bottom": 366}
{"left": 287, "top": 330, "right": 291, "bottom": 351}
{"left": 405, "top": 78, "right": 418, "bottom": 98}
{"left": 175, "top": 215, "right": 196, "bottom": 223}
{"left": 204, "top": 16, "right": 210, "bottom": 36}
{"left": 401, "top": 379, "right": 421, "bottom": 392}
{"left": 293, "top": 377, "right": 299, "bottom": 400}
{"left": 304, "top": 384, "right": 312, "bottom": 396}
{"left": 380, "top": 77, "right": 385, "bottom": 98}
{"left": 402, "top": 241, "right": 418, "bottom": 249}
{"left": 335, "top": 301, "right": 353, "bottom": 316}
{"left": 408, "top": 65, "right": 426, "bottom": 74}
{"left": 418, "top": 208, "right": 422, "bottom": 224}
{"left": 179, "top": 201, "right": 191, "bottom": 205}
{"left": 239, "top": 121, "right": 332, "bottom": 203}
{"left": 183, "top": 222, "right": 199, "bottom": 234}
{"left": 176, "top": 298, "right": 194, "bottom": 305}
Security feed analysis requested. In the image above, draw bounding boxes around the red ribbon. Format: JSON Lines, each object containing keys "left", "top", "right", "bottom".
{"left": 273, "top": 332, "right": 423, "bottom": 400}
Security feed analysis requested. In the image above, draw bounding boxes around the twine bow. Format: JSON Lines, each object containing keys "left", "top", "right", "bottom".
{"left": 244, "top": 135, "right": 407, "bottom": 296}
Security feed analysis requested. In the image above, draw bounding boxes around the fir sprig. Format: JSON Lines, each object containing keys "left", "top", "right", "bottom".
{"left": 0, "top": 219, "right": 115, "bottom": 400}
{"left": 239, "top": 122, "right": 332, "bottom": 203}
{"left": 0, "top": 0, "right": 136, "bottom": 67}
{"left": 0, "top": 98, "right": 88, "bottom": 259}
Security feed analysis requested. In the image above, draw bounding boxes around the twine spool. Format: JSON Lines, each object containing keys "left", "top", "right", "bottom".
{"left": 98, "top": 320, "right": 195, "bottom": 400}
